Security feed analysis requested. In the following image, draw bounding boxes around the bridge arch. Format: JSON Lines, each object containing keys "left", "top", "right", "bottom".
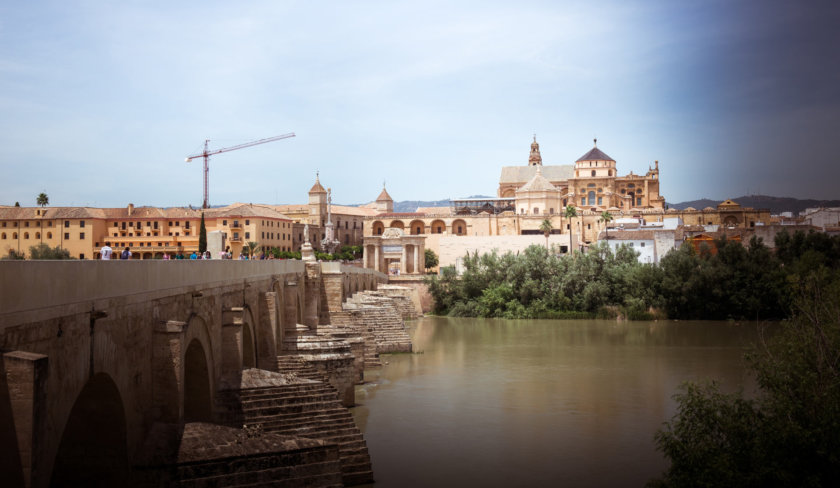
{"left": 50, "top": 373, "right": 128, "bottom": 486}
{"left": 183, "top": 338, "right": 213, "bottom": 422}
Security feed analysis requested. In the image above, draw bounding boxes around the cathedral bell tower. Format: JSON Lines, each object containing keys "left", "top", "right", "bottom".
{"left": 528, "top": 135, "right": 543, "bottom": 166}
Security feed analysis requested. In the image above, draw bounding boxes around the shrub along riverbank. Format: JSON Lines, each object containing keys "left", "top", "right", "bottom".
{"left": 425, "top": 230, "right": 840, "bottom": 321}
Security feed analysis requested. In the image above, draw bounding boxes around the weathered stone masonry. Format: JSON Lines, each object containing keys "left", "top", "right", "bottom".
{"left": 0, "top": 260, "right": 391, "bottom": 487}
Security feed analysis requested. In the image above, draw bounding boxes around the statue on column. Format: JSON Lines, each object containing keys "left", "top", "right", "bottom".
{"left": 320, "top": 187, "right": 341, "bottom": 254}
{"left": 301, "top": 223, "right": 316, "bottom": 262}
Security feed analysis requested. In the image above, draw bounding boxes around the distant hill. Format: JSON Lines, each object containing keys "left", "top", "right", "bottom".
{"left": 668, "top": 195, "right": 840, "bottom": 215}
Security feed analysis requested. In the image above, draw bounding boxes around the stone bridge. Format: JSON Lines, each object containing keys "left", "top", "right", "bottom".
{"left": 0, "top": 260, "right": 388, "bottom": 487}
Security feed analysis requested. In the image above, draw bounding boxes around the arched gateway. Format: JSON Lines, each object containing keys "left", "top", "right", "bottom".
{"left": 364, "top": 227, "right": 425, "bottom": 275}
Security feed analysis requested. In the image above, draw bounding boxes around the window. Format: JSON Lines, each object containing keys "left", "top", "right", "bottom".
{"left": 185, "top": 221, "right": 190, "bottom": 229}
{"left": 245, "top": 232, "right": 250, "bottom": 239}
{"left": 457, "top": 225, "right": 463, "bottom": 233}
{"left": 175, "top": 232, "right": 179, "bottom": 236}
{"left": 533, "top": 208, "right": 539, "bottom": 215}
{"left": 64, "top": 233, "right": 69, "bottom": 240}
{"left": 587, "top": 224, "right": 591, "bottom": 229}
{"left": 598, "top": 197, "right": 603, "bottom": 205}
{"left": 153, "top": 222, "right": 158, "bottom": 229}
{"left": 122, "top": 222, "right": 126, "bottom": 229}
{"left": 79, "top": 232, "right": 85, "bottom": 239}
{"left": 47, "top": 232, "right": 52, "bottom": 239}
{"left": 588, "top": 191, "right": 596, "bottom": 206}
{"left": 146, "top": 232, "right": 150, "bottom": 237}
{"left": 64, "top": 220, "right": 70, "bottom": 228}
{"left": 262, "top": 232, "right": 265, "bottom": 238}
{"left": 641, "top": 242, "right": 646, "bottom": 247}
{"left": 113, "top": 233, "right": 117, "bottom": 237}
{"left": 113, "top": 222, "right": 118, "bottom": 227}
{"left": 223, "top": 220, "right": 227, "bottom": 226}
{"left": 184, "top": 231, "right": 189, "bottom": 236}
{"left": 24, "top": 221, "right": 29, "bottom": 227}
{"left": 80, "top": 220, "right": 85, "bottom": 228}
{"left": 245, "top": 220, "right": 250, "bottom": 225}
{"left": 591, "top": 170, "right": 596, "bottom": 177}
{"left": 79, "top": 254, "right": 84, "bottom": 259}
{"left": 581, "top": 198, "right": 585, "bottom": 205}
{"left": 345, "top": 221, "right": 348, "bottom": 229}
{"left": 608, "top": 170, "right": 612, "bottom": 176}
{"left": 588, "top": 183, "right": 595, "bottom": 187}
{"left": 549, "top": 208, "right": 554, "bottom": 214}
{"left": 637, "top": 198, "right": 642, "bottom": 206}
{"left": 23, "top": 232, "right": 29, "bottom": 239}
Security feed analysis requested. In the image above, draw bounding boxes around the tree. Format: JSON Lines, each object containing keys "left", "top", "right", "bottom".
{"left": 14, "top": 202, "right": 20, "bottom": 207}
{"left": 28, "top": 243, "right": 72, "bottom": 259}
{"left": 600, "top": 211, "right": 613, "bottom": 241}
{"left": 245, "top": 241, "right": 260, "bottom": 259}
{"left": 649, "top": 271, "right": 840, "bottom": 487}
{"left": 539, "top": 218, "right": 553, "bottom": 250}
{"left": 424, "top": 248, "right": 438, "bottom": 271}
{"left": 36, "top": 192, "right": 48, "bottom": 208}
{"left": 198, "top": 213, "right": 207, "bottom": 254}
{"left": 564, "top": 205, "right": 578, "bottom": 253}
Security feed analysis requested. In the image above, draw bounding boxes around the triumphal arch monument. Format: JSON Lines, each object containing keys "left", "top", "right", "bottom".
{"left": 364, "top": 227, "right": 425, "bottom": 275}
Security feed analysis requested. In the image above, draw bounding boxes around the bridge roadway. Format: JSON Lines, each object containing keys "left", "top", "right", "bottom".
{"left": 0, "top": 260, "right": 386, "bottom": 487}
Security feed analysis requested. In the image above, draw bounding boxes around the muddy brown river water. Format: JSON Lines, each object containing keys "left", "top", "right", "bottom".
{"left": 352, "top": 316, "right": 763, "bottom": 488}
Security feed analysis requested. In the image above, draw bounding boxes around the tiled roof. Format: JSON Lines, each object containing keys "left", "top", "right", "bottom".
{"left": 576, "top": 146, "right": 615, "bottom": 162}
{"left": 516, "top": 168, "right": 557, "bottom": 192}
{"left": 499, "top": 165, "right": 574, "bottom": 184}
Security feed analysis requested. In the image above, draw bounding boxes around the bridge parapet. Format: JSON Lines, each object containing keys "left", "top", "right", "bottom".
{"left": 0, "top": 260, "right": 305, "bottom": 327}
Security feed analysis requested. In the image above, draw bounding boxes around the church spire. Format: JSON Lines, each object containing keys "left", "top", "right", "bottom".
{"left": 528, "top": 136, "right": 543, "bottom": 166}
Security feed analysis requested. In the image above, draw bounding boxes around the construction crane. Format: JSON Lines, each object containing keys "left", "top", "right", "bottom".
{"left": 186, "top": 133, "right": 295, "bottom": 209}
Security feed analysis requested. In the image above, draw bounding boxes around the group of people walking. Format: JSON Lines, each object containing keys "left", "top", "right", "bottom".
{"left": 98, "top": 245, "right": 242, "bottom": 260}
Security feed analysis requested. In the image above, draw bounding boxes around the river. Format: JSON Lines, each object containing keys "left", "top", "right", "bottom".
{"left": 351, "top": 317, "right": 763, "bottom": 487}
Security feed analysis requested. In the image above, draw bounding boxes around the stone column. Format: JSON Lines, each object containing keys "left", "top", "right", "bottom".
{"left": 374, "top": 245, "right": 380, "bottom": 272}
{"left": 413, "top": 245, "right": 419, "bottom": 275}
{"left": 303, "top": 262, "right": 321, "bottom": 330}
{"left": 401, "top": 245, "right": 408, "bottom": 275}
{"left": 2, "top": 351, "right": 48, "bottom": 488}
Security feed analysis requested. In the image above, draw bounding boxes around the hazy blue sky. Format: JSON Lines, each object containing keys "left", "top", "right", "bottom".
{"left": 1, "top": 0, "right": 838, "bottom": 208}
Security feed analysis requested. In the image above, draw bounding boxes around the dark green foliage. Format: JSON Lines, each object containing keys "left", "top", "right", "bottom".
{"left": 424, "top": 248, "right": 438, "bottom": 270}
{"left": 425, "top": 230, "right": 840, "bottom": 321}
{"left": 2, "top": 249, "right": 25, "bottom": 260}
{"left": 426, "top": 242, "right": 650, "bottom": 318}
{"left": 198, "top": 213, "right": 207, "bottom": 254}
{"left": 649, "top": 270, "right": 840, "bottom": 487}
{"left": 28, "top": 243, "right": 72, "bottom": 259}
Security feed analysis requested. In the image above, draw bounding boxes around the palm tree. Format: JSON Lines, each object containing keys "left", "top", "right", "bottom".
{"left": 564, "top": 205, "right": 578, "bottom": 253}
{"left": 36, "top": 192, "right": 48, "bottom": 207}
{"left": 245, "top": 241, "right": 261, "bottom": 260}
{"left": 600, "top": 211, "right": 613, "bottom": 241}
{"left": 539, "top": 218, "right": 553, "bottom": 250}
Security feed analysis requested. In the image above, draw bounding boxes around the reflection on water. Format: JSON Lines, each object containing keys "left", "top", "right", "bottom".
{"left": 352, "top": 317, "right": 762, "bottom": 488}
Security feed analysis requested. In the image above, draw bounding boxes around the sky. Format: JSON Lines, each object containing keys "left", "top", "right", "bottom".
{"left": 1, "top": 0, "right": 838, "bottom": 208}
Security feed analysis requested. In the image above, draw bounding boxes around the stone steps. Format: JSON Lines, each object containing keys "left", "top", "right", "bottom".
{"left": 219, "top": 369, "right": 373, "bottom": 485}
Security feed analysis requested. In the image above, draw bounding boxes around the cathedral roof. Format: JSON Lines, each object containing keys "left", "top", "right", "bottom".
{"left": 499, "top": 165, "right": 574, "bottom": 184}
{"left": 516, "top": 167, "right": 557, "bottom": 193}
{"left": 576, "top": 144, "right": 615, "bottom": 162}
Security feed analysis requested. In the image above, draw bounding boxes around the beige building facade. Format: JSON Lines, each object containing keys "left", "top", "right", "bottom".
{"left": 362, "top": 138, "right": 771, "bottom": 270}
